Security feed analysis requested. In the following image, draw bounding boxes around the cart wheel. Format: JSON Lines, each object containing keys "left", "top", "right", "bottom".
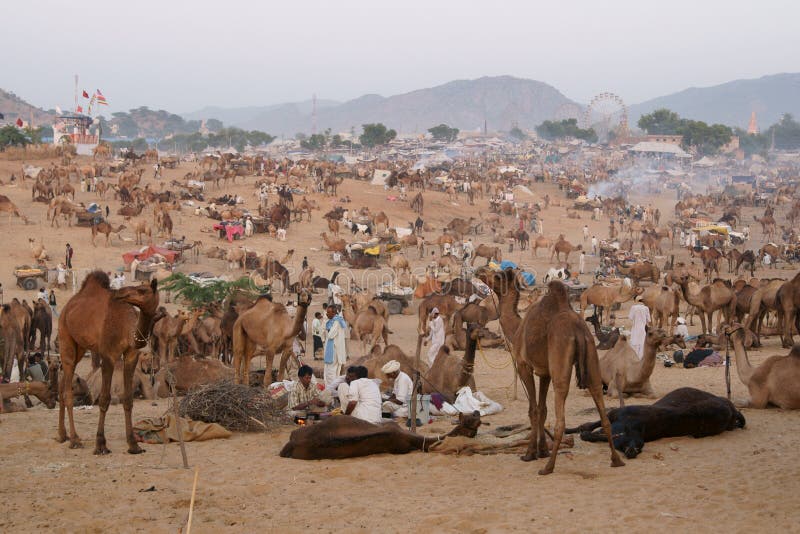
{"left": 22, "top": 278, "right": 38, "bottom": 290}
{"left": 387, "top": 299, "right": 403, "bottom": 315}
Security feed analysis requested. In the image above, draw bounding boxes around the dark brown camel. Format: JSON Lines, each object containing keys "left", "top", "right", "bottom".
{"left": 57, "top": 272, "right": 159, "bottom": 455}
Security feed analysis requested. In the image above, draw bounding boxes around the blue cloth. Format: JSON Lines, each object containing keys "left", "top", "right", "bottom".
{"left": 499, "top": 260, "right": 518, "bottom": 270}
{"left": 323, "top": 315, "right": 347, "bottom": 364}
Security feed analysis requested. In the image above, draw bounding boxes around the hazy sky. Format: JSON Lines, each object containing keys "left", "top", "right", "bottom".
{"left": 3, "top": 0, "right": 798, "bottom": 114}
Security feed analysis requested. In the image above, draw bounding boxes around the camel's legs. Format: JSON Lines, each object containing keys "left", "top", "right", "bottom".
{"left": 123, "top": 349, "right": 144, "bottom": 454}
{"left": 586, "top": 383, "right": 625, "bottom": 469}
{"left": 539, "top": 383, "right": 567, "bottom": 475}
{"left": 58, "top": 342, "right": 84, "bottom": 448}
{"left": 782, "top": 309, "right": 795, "bottom": 348}
{"left": 517, "top": 365, "right": 539, "bottom": 462}
{"left": 94, "top": 356, "right": 114, "bottom": 455}
{"left": 536, "top": 376, "right": 551, "bottom": 458}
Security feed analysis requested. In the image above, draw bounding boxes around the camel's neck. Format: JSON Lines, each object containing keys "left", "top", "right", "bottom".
{"left": 637, "top": 338, "right": 660, "bottom": 382}
{"left": 493, "top": 289, "right": 521, "bottom": 347}
{"left": 679, "top": 281, "right": 701, "bottom": 306}
{"left": 289, "top": 304, "right": 309, "bottom": 338}
{"left": 135, "top": 308, "right": 156, "bottom": 349}
{"left": 458, "top": 332, "right": 477, "bottom": 390}
{"left": 341, "top": 302, "right": 356, "bottom": 325}
{"left": 730, "top": 333, "right": 755, "bottom": 386}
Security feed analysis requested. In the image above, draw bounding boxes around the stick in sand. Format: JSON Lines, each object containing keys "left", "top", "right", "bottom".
{"left": 186, "top": 466, "right": 199, "bottom": 534}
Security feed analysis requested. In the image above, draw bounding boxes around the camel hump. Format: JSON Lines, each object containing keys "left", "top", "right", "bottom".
{"left": 82, "top": 270, "right": 111, "bottom": 290}
{"left": 546, "top": 280, "right": 569, "bottom": 302}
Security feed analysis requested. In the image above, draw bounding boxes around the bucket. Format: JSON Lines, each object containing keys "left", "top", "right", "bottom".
{"left": 412, "top": 394, "right": 431, "bottom": 427}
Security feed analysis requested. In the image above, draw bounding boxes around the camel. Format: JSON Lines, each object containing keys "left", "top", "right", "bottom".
{"left": 340, "top": 295, "right": 389, "bottom": 353}
{"left": 327, "top": 217, "right": 340, "bottom": 236}
{"left": 568, "top": 387, "right": 745, "bottom": 458}
{"left": 29, "top": 237, "right": 48, "bottom": 262}
{"left": 471, "top": 244, "right": 502, "bottom": 266}
{"left": 579, "top": 283, "right": 643, "bottom": 325}
{"left": 745, "top": 278, "right": 785, "bottom": 346}
{"left": 353, "top": 344, "right": 424, "bottom": 379}
{"left": 153, "top": 354, "right": 235, "bottom": 397}
{"left": 424, "top": 324, "right": 479, "bottom": 402}
{"left": 478, "top": 268, "right": 623, "bottom": 474}
{"left": 410, "top": 192, "right": 424, "bottom": 215}
{"left": 232, "top": 290, "right": 311, "bottom": 385}
{"left": 320, "top": 232, "right": 347, "bottom": 253}
{"left": 0, "top": 299, "right": 31, "bottom": 379}
{"left": 677, "top": 276, "right": 736, "bottom": 335}
{"left": 132, "top": 220, "right": 152, "bottom": 245}
{"left": 47, "top": 196, "right": 83, "bottom": 227}
{"left": 531, "top": 235, "right": 552, "bottom": 257}
{"left": 117, "top": 203, "right": 145, "bottom": 217}
{"left": 259, "top": 257, "right": 291, "bottom": 294}
{"left": 550, "top": 235, "right": 582, "bottom": 263}
{"left": 0, "top": 378, "right": 58, "bottom": 412}
{"left": 437, "top": 253, "right": 461, "bottom": 273}
{"left": 152, "top": 309, "right": 198, "bottom": 369}
{"left": 91, "top": 222, "right": 126, "bottom": 247}
{"left": 727, "top": 324, "right": 800, "bottom": 409}
{"left": 616, "top": 261, "right": 659, "bottom": 284}
{"left": 388, "top": 253, "right": 410, "bottom": 274}
{"left": 30, "top": 299, "right": 52, "bottom": 355}
{"left": 600, "top": 328, "right": 685, "bottom": 407}
{"left": 85, "top": 358, "right": 155, "bottom": 404}
{"left": 226, "top": 247, "right": 247, "bottom": 271}
{"left": 585, "top": 314, "right": 620, "bottom": 350}
{"left": 0, "top": 195, "right": 28, "bottom": 224}
{"left": 776, "top": 271, "right": 800, "bottom": 348}
{"left": 639, "top": 285, "right": 681, "bottom": 334}
{"left": 373, "top": 211, "right": 390, "bottom": 232}
{"left": 417, "top": 294, "right": 459, "bottom": 335}
{"left": 57, "top": 272, "right": 159, "bottom": 454}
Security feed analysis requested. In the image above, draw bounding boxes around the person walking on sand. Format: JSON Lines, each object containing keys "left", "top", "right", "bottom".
{"left": 65, "top": 243, "right": 73, "bottom": 269}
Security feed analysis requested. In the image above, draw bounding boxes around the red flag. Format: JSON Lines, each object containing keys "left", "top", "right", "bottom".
{"left": 82, "top": 90, "right": 89, "bottom": 98}
{"left": 77, "top": 106, "right": 83, "bottom": 113}
{"left": 15, "top": 118, "right": 23, "bottom": 127}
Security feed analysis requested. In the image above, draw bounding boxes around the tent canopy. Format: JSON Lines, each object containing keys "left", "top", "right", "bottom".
{"left": 122, "top": 245, "right": 180, "bottom": 265}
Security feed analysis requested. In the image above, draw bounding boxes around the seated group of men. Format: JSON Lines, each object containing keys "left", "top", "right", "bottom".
{"left": 287, "top": 360, "right": 413, "bottom": 425}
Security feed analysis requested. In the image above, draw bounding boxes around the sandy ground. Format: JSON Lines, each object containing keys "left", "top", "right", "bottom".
{"left": 0, "top": 156, "right": 799, "bottom": 532}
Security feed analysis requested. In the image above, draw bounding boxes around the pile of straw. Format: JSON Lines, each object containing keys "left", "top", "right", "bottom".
{"left": 178, "top": 380, "right": 288, "bottom": 432}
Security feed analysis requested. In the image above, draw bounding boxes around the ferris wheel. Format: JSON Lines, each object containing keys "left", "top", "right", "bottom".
{"left": 582, "top": 92, "right": 628, "bottom": 139}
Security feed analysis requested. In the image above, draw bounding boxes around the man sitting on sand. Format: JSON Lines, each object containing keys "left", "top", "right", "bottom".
{"left": 381, "top": 360, "right": 413, "bottom": 420}
{"left": 287, "top": 365, "right": 328, "bottom": 417}
{"left": 343, "top": 365, "right": 382, "bottom": 424}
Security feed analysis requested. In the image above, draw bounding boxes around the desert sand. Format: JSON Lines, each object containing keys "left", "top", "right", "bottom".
{"left": 0, "top": 155, "right": 799, "bottom": 533}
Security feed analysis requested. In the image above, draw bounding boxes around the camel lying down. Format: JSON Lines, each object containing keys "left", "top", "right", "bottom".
{"left": 566, "top": 387, "right": 745, "bottom": 459}
{"left": 280, "top": 412, "right": 482, "bottom": 460}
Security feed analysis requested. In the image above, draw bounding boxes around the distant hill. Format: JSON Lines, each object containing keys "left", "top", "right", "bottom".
{"left": 183, "top": 99, "right": 339, "bottom": 130}
{"left": 184, "top": 76, "right": 578, "bottom": 135}
{"left": 629, "top": 73, "right": 800, "bottom": 129}
{"left": 0, "top": 89, "right": 55, "bottom": 126}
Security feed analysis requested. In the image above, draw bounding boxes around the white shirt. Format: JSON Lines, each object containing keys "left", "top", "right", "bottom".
{"left": 675, "top": 324, "right": 689, "bottom": 338}
{"left": 347, "top": 378, "right": 382, "bottom": 424}
{"left": 312, "top": 317, "right": 325, "bottom": 338}
{"left": 392, "top": 371, "right": 414, "bottom": 405}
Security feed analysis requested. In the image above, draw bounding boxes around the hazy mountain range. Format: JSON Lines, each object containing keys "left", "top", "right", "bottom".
{"left": 3, "top": 73, "right": 799, "bottom": 135}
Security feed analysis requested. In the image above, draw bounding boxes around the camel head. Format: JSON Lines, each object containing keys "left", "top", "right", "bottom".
{"left": 113, "top": 278, "right": 159, "bottom": 315}
{"left": 296, "top": 289, "right": 312, "bottom": 307}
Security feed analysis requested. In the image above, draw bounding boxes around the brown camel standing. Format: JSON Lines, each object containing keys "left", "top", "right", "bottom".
{"left": 550, "top": 235, "right": 582, "bottom": 263}
{"left": 531, "top": 235, "right": 551, "bottom": 257}
{"left": 0, "top": 194, "right": 28, "bottom": 224}
{"left": 340, "top": 294, "right": 389, "bottom": 353}
{"left": 91, "top": 222, "right": 126, "bottom": 247}
{"left": 677, "top": 276, "right": 736, "bottom": 335}
{"left": 639, "top": 285, "right": 681, "bottom": 335}
{"left": 727, "top": 324, "right": 800, "bottom": 409}
{"left": 579, "top": 283, "right": 643, "bottom": 325}
{"left": 417, "top": 294, "right": 459, "bottom": 335}
{"left": 615, "top": 261, "right": 659, "bottom": 284}
{"left": 478, "top": 268, "right": 623, "bottom": 474}
{"left": 232, "top": 290, "right": 311, "bottom": 384}
{"left": 152, "top": 309, "right": 197, "bottom": 368}
{"left": 744, "top": 278, "right": 784, "bottom": 346}
{"left": 57, "top": 272, "right": 159, "bottom": 454}
{"left": 0, "top": 299, "right": 31, "bottom": 379}
{"left": 471, "top": 244, "right": 502, "bottom": 266}
{"left": 776, "top": 271, "right": 800, "bottom": 348}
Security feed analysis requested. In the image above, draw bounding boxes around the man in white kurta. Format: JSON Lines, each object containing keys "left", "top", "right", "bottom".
{"left": 345, "top": 367, "right": 383, "bottom": 424}
{"left": 380, "top": 360, "right": 414, "bottom": 419}
{"left": 323, "top": 305, "right": 348, "bottom": 385}
{"left": 628, "top": 301, "right": 651, "bottom": 360}
{"left": 425, "top": 308, "right": 446, "bottom": 367}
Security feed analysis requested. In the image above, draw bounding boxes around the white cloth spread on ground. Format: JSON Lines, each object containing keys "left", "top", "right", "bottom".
{"left": 347, "top": 377, "right": 382, "bottom": 424}
{"left": 432, "top": 387, "right": 503, "bottom": 416}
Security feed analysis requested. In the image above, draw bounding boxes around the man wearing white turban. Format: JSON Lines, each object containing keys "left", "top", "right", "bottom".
{"left": 380, "top": 360, "right": 413, "bottom": 419}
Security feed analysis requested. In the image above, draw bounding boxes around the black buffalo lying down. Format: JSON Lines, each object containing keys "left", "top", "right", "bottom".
{"left": 566, "top": 387, "right": 746, "bottom": 459}
{"left": 280, "top": 412, "right": 483, "bottom": 460}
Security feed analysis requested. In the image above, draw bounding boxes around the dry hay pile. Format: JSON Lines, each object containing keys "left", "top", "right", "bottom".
{"left": 178, "top": 380, "right": 289, "bottom": 432}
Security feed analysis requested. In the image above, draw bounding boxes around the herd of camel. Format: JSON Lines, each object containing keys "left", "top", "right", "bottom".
{"left": 2, "top": 147, "right": 800, "bottom": 474}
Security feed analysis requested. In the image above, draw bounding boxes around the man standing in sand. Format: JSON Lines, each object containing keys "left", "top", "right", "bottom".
{"left": 323, "top": 305, "right": 348, "bottom": 386}
{"left": 425, "top": 308, "right": 445, "bottom": 367}
{"left": 65, "top": 243, "right": 73, "bottom": 269}
{"left": 628, "top": 299, "right": 651, "bottom": 360}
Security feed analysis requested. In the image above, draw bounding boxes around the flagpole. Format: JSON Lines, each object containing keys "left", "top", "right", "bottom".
{"left": 74, "top": 75, "right": 79, "bottom": 113}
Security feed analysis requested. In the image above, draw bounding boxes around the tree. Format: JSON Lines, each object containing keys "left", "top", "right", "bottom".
{"left": 159, "top": 273, "right": 260, "bottom": 310}
{"left": 734, "top": 128, "right": 768, "bottom": 158}
{"left": 678, "top": 120, "right": 732, "bottom": 155}
{"left": 300, "top": 133, "right": 327, "bottom": 151}
{"left": 637, "top": 108, "right": 682, "bottom": 134}
{"left": 206, "top": 118, "right": 224, "bottom": 132}
{"left": 0, "top": 125, "right": 29, "bottom": 149}
{"left": 428, "top": 123, "right": 459, "bottom": 142}
{"left": 765, "top": 114, "right": 800, "bottom": 150}
{"left": 359, "top": 123, "right": 396, "bottom": 148}
{"left": 535, "top": 119, "right": 597, "bottom": 143}
{"left": 509, "top": 127, "right": 527, "bottom": 140}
